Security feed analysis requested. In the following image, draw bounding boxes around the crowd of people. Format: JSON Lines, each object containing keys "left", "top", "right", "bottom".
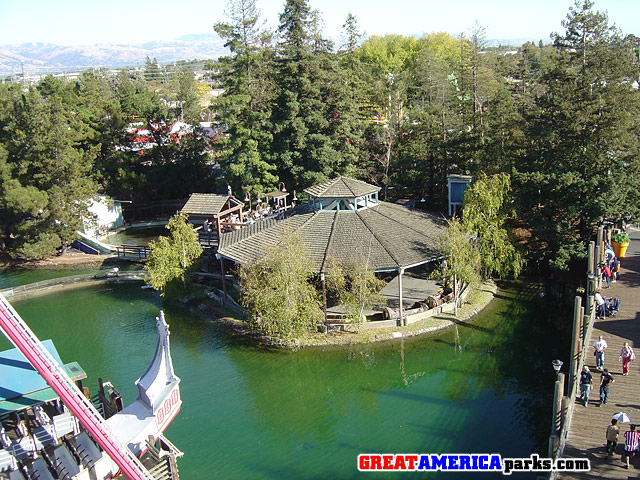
{"left": 199, "top": 204, "right": 287, "bottom": 235}
{"left": 576, "top": 233, "right": 640, "bottom": 469}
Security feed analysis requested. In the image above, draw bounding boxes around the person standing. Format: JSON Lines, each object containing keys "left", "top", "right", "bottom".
{"left": 620, "top": 342, "right": 635, "bottom": 376}
{"left": 603, "top": 263, "right": 612, "bottom": 288}
{"left": 607, "top": 419, "right": 620, "bottom": 457}
{"left": 579, "top": 366, "right": 593, "bottom": 407}
{"left": 622, "top": 424, "right": 640, "bottom": 469}
{"left": 595, "top": 291, "right": 606, "bottom": 319}
{"left": 593, "top": 335, "right": 608, "bottom": 370}
{"left": 599, "top": 368, "right": 615, "bottom": 405}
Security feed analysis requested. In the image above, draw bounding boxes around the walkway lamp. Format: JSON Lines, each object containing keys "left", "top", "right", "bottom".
{"left": 244, "top": 192, "right": 251, "bottom": 211}
{"left": 552, "top": 359, "right": 563, "bottom": 377}
{"left": 279, "top": 182, "right": 287, "bottom": 192}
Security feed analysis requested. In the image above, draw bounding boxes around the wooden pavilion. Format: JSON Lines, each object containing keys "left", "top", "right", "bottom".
{"left": 180, "top": 193, "right": 244, "bottom": 247}
{"left": 217, "top": 177, "right": 448, "bottom": 325}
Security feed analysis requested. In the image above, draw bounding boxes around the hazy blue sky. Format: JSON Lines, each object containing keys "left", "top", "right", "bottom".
{"left": 0, "top": 0, "right": 638, "bottom": 46}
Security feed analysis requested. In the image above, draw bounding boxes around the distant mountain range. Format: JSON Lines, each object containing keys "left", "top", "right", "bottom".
{"left": 0, "top": 34, "right": 227, "bottom": 76}
{"left": 0, "top": 33, "right": 539, "bottom": 77}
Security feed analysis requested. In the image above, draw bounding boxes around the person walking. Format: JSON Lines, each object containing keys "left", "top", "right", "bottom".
{"left": 607, "top": 419, "right": 620, "bottom": 457}
{"left": 622, "top": 424, "right": 640, "bottom": 469}
{"left": 599, "top": 368, "right": 614, "bottom": 405}
{"left": 593, "top": 335, "right": 608, "bottom": 370}
{"left": 579, "top": 366, "right": 593, "bottom": 407}
{"left": 620, "top": 342, "right": 635, "bottom": 376}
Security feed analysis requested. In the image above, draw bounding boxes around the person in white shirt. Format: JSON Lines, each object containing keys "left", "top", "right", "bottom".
{"left": 595, "top": 291, "right": 606, "bottom": 319}
{"left": 593, "top": 335, "right": 608, "bottom": 370}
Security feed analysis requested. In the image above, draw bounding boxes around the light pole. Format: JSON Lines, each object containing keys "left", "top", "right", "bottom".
{"left": 549, "top": 359, "right": 565, "bottom": 458}
{"left": 244, "top": 192, "right": 252, "bottom": 211}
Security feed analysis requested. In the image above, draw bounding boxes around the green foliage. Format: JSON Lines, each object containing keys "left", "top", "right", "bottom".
{"left": 612, "top": 232, "right": 630, "bottom": 243}
{"left": 325, "top": 258, "right": 386, "bottom": 328}
{"left": 146, "top": 213, "right": 203, "bottom": 296}
{"left": 439, "top": 217, "right": 481, "bottom": 292}
{"left": 462, "top": 172, "right": 524, "bottom": 278}
{"left": 214, "top": 0, "right": 279, "bottom": 196}
{"left": 0, "top": 83, "right": 98, "bottom": 258}
{"left": 514, "top": 0, "right": 640, "bottom": 270}
{"left": 238, "top": 228, "right": 323, "bottom": 340}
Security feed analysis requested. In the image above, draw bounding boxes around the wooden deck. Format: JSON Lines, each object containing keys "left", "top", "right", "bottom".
{"left": 562, "top": 228, "right": 640, "bottom": 478}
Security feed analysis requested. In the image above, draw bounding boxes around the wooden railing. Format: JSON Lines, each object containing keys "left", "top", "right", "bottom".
{"left": 116, "top": 244, "right": 150, "bottom": 260}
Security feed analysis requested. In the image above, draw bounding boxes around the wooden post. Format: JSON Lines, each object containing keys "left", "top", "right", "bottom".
{"left": 561, "top": 395, "right": 570, "bottom": 432}
{"left": 579, "top": 306, "right": 585, "bottom": 350}
{"left": 219, "top": 257, "right": 227, "bottom": 304}
{"left": 586, "top": 241, "right": 595, "bottom": 322}
{"left": 321, "top": 273, "right": 328, "bottom": 327}
{"left": 596, "top": 226, "right": 603, "bottom": 290}
{"left": 548, "top": 434, "right": 559, "bottom": 459}
{"left": 552, "top": 372, "right": 565, "bottom": 435}
{"left": 569, "top": 296, "right": 582, "bottom": 396}
{"left": 398, "top": 268, "right": 405, "bottom": 326}
{"left": 216, "top": 214, "right": 222, "bottom": 239}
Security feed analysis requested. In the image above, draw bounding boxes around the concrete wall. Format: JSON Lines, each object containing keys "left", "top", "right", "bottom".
{"left": 84, "top": 196, "right": 124, "bottom": 237}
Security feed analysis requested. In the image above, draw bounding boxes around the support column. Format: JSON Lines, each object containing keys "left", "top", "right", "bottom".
{"left": 219, "top": 257, "right": 227, "bottom": 305}
{"left": 321, "top": 273, "right": 328, "bottom": 327}
{"left": 569, "top": 296, "right": 582, "bottom": 396}
{"left": 398, "top": 268, "right": 405, "bottom": 326}
{"left": 586, "top": 241, "right": 595, "bottom": 322}
{"left": 216, "top": 214, "right": 222, "bottom": 239}
{"left": 551, "top": 372, "right": 565, "bottom": 435}
{"left": 595, "top": 226, "right": 603, "bottom": 290}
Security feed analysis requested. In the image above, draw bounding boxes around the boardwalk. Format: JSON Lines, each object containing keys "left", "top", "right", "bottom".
{"left": 562, "top": 228, "right": 640, "bottom": 478}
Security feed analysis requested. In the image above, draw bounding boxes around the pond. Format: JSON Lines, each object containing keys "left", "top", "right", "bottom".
{"left": 102, "top": 226, "right": 167, "bottom": 246}
{"left": 1, "top": 281, "right": 567, "bottom": 479}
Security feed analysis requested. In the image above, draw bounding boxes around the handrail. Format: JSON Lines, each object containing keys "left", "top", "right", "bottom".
{"left": 0, "top": 293, "right": 154, "bottom": 480}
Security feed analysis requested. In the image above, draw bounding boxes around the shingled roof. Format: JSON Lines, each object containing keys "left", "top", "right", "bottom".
{"left": 218, "top": 202, "right": 446, "bottom": 273}
{"left": 303, "top": 177, "right": 380, "bottom": 199}
{"left": 181, "top": 193, "right": 241, "bottom": 216}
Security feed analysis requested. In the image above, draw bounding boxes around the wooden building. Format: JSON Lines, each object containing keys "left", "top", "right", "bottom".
{"left": 217, "top": 177, "right": 448, "bottom": 325}
{"left": 180, "top": 193, "right": 244, "bottom": 247}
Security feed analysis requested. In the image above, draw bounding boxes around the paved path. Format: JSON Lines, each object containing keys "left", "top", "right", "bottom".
{"left": 562, "top": 228, "right": 640, "bottom": 478}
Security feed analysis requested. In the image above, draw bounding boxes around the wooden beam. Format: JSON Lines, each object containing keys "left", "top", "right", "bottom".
{"left": 398, "top": 268, "right": 405, "bottom": 326}
{"left": 321, "top": 274, "right": 328, "bottom": 327}
{"left": 220, "top": 257, "right": 227, "bottom": 304}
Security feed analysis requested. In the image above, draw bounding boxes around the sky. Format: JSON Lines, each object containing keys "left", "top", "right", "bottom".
{"left": 0, "top": 0, "right": 639, "bottom": 46}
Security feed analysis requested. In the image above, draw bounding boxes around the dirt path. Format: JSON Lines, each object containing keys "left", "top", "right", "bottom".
{"left": 0, "top": 252, "right": 114, "bottom": 269}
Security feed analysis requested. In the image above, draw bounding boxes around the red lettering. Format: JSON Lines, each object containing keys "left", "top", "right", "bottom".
{"left": 358, "top": 455, "right": 370, "bottom": 470}
{"left": 394, "top": 456, "right": 406, "bottom": 470}
{"left": 371, "top": 455, "right": 382, "bottom": 470}
{"left": 406, "top": 455, "right": 418, "bottom": 470}
{"left": 383, "top": 455, "right": 394, "bottom": 470}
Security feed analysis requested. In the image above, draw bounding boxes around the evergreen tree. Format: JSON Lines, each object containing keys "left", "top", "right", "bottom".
{"left": 515, "top": 0, "right": 640, "bottom": 270}
{"left": 214, "top": 0, "right": 278, "bottom": 197}
{"left": 270, "top": 0, "right": 345, "bottom": 189}
{"left": 0, "top": 84, "right": 98, "bottom": 258}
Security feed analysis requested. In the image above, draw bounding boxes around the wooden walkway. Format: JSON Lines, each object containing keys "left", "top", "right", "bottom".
{"left": 562, "top": 228, "right": 640, "bottom": 478}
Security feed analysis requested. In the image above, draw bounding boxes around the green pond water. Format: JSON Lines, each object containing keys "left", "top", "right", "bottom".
{"left": 0, "top": 281, "right": 566, "bottom": 479}
{"left": 103, "top": 226, "right": 167, "bottom": 246}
